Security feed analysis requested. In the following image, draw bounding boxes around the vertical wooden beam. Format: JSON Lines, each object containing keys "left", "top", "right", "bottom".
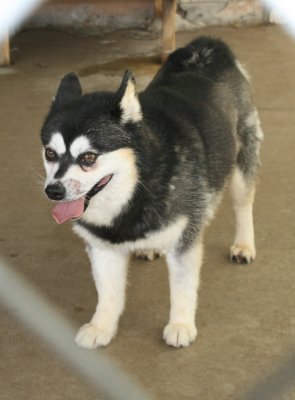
{"left": 0, "top": 33, "right": 10, "bottom": 66}
{"left": 154, "top": 0, "right": 163, "bottom": 17}
{"left": 162, "top": 0, "right": 177, "bottom": 63}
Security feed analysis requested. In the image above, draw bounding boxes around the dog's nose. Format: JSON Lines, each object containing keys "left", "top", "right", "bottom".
{"left": 45, "top": 182, "right": 66, "bottom": 201}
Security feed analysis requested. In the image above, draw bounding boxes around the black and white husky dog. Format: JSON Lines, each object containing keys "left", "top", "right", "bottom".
{"left": 41, "top": 37, "right": 263, "bottom": 349}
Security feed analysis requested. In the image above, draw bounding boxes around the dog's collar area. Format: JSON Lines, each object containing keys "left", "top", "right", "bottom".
{"left": 84, "top": 174, "right": 113, "bottom": 211}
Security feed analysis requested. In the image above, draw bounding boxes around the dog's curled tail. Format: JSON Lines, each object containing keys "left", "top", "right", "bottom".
{"left": 168, "top": 36, "right": 236, "bottom": 76}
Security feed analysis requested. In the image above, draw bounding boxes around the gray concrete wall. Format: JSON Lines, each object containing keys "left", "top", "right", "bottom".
{"left": 25, "top": 1, "right": 153, "bottom": 34}
{"left": 177, "top": 0, "right": 268, "bottom": 30}
{"left": 25, "top": 0, "right": 269, "bottom": 34}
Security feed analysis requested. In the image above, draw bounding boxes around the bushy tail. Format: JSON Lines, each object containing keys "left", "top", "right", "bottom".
{"left": 147, "top": 36, "right": 237, "bottom": 90}
{"left": 167, "top": 36, "right": 237, "bottom": 76}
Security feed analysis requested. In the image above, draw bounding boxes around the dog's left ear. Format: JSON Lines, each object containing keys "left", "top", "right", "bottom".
{"left": 52, "top": 72, "right": 82, "bottom": 110}
{"left": 113, "top": 70, "right": 142, "bottom": 124}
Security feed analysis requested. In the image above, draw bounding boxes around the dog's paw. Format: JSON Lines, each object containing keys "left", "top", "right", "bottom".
{"left": 75, "top": 323, "right": 114, "bottom": 349}
{"left": 133, "top": 249, "right": 162, "bottom": 261}
{"left": 230, "top": 244, "right": 256, "bottom": 264}
{"left": 163, "top": 323, "right": 197, "bottom": 348}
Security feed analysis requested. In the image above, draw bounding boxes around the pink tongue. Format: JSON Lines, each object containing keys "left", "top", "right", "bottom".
{"left": 52, "top": 198, "right": 85, "bottom": 224}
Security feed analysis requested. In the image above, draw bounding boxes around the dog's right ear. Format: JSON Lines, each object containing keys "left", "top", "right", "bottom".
{"left": 111, "top": 70, "right": 142, "bottom": 124}
{"left": 52, "top": 73, "right": 82, "bottom": 110}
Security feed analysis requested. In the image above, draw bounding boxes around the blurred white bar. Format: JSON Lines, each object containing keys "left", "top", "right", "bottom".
{"left": 261, "top": 0, "right": 295, "bottom": 37}
{"left": 0, "top": 259, "right": 151, "bottom": 400}
{"left": 0, "top": 0, "right": 43, "bottom": 40}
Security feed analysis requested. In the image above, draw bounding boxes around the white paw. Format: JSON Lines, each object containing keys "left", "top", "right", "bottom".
{"left": 163, "top": 323, "right": 197, "bottom": 348}
{"left": 230, "top": 244, "right": 256, "bottom": 264}
{"left": 75, "top": 323, "right": 114, "bottom": 349}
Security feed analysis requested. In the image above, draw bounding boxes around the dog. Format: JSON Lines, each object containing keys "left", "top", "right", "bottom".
{"left": 41, "top": 36, "right": 263, "bottom": 349}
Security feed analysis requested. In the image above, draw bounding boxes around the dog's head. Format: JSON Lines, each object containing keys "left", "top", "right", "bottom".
{"left": 41, "top": 71, "right": 142, "bottom": 224}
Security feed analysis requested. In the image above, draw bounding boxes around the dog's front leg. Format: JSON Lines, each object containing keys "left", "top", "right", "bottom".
{"left": 75, "top": 245, "right": 129, "bottom": 349}
{"left": 164, "top": 237, "right": 203, "bottom": 348}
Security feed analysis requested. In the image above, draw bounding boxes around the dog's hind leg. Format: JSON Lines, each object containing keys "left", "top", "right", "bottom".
{"left": 164, "top": 235, "right": 203, "bottom": 347}
{"left": 230, "top": 167, "right": 256, "bottom": 263}
{"left": 230, "top": 108, "right": 263, "bottom": 264}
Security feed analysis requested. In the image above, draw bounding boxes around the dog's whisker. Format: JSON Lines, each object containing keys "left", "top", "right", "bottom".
{"left": 37, "top": 172, "right": 46, "bottom": 181}
{"left": 137, "top": 179, "right": 153, "bottom": 197}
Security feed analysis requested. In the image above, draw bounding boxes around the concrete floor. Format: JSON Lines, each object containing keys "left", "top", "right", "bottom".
{"left": 0, "top": 25, "right": 295, "bottom": 400}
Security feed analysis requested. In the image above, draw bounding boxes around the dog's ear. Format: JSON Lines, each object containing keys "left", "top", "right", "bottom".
{"left": 112, "top": 70, "right": 142, "bottom": 124}
{"left": 52, "top": 73, "right": 82, "bottom": 110}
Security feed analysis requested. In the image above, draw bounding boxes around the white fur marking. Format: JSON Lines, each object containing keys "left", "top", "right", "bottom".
{"left": 81, "top": 148, "right": 138, "bottom": 226}
{"left": 245, "top": 109, "right": 258, "bottom": 127}
{"left": 70, "top": 136, "right": 91, "bottom": 159}
{"left": 43, "top": 156, "right": 60, "bottom": 186}
{"left": 74, "top": 216, "right": 188, "bottom": 255}
{"left": 120, "top": 80, "right": 142, "bottom": 123}
{"left": 48, "top": 132, "right": 66, "bottom": 155}
{"left": 236, "top": 61, "right": 251, "bottom": 82}
{"left": 245, "top": 109, "right": 264, "bottom": 142}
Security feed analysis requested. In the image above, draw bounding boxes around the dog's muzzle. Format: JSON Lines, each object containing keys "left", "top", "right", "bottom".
{"left": 47, "top": 174, "right": 113, "bottom": 224}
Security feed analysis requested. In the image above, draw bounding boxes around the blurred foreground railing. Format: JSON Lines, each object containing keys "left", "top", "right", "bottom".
{"left": 0, "top": 259, "right": 151, "bottom": 400}
{"left": 242, "top": 354, "right": 295, "bottom": 400}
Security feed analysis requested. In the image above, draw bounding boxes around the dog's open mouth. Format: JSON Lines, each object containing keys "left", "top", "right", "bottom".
{"left": 51, "top": 174, "right": 113, "bottom": 224}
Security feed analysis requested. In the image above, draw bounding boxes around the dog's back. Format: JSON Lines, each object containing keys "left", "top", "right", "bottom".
{"left": 138, "top": 38, "right": 242, "bottom": 196}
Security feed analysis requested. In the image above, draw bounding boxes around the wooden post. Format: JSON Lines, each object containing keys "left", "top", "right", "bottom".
{"left": 0, "top": 34, "right": 10, "bottom": 66}
{"left": 162, "top": 0, "right": 177, "bottom": 63}
{"left": 154, "top": 0, "right": 163, "bottom": 17}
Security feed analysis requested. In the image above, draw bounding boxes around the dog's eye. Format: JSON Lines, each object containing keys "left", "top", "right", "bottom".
{"left": 79, "top": 152, "right": 98, "bottom": 167}
{"left": 45, "top": 148, "right": 58, "bottom": 162}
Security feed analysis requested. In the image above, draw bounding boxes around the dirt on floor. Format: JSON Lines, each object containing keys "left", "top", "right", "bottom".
{"left": 0, "top": 25, "right": 295, "bottom": 400}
